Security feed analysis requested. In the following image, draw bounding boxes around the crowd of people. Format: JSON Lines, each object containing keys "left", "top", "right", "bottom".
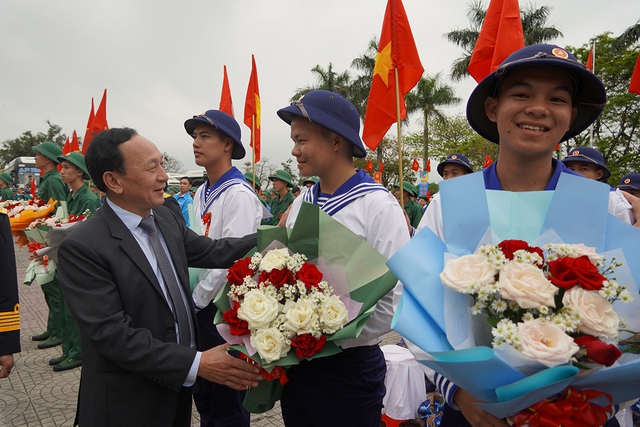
{"left": 1, "top": 43, "right": 640, "bottom": 427}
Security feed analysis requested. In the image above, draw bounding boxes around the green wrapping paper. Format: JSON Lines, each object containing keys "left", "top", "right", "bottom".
{"left": 213, "top": 202, "right": 399, "bottom": 412}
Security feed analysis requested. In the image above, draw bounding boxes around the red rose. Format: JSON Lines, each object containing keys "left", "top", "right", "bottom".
{"left": 295, "top": 263, "right": 323, "bottom": 288}
{"left": 222, "top": 302, "right": 250, "bottom": 336}
{"left": 291, "top": 334, "right": 327, "bottom": 359}
{"left": 574, "top": 335, "right": 621, "bottom": 367}
{"left": 226, "top": 257, "right": 253, "bottom": 286}
{"left": 547, "top": 256, "right": 607, "bottom": 291}
{"left": 498, "top": 239, "right": 544, "bottom": 265}
{"left": 268, "top": 268, "right": 294, "bottom": 289}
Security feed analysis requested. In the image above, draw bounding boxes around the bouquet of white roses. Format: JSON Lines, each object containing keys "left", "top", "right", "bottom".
{"left": 441, "top": 239, "right": 631, "bottom": 370}
{"left": 214, "top": 202, "right": 399, "bottom": 413}
{"left": 388, "top": 172, "right": 640, "bottom": 425}
{"left": 222, "top": 247, "right": 349, "bottom": 364}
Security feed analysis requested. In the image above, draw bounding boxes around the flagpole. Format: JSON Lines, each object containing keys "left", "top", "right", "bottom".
{"left": 589, "top": 41, "right": 595, "bottom": 147}
{"left": 394, "top": 67, "right": 404, "bottom": 208}
{"left": 251, "top": 115, "right": 256, "bottom": 188}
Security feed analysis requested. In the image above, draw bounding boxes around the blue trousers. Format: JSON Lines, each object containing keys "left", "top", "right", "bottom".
{"left": 281, "top": 344, "right": 386, "bottom": 427}
{"left": 192, "top": 302, "right": 249, "bottom": 427}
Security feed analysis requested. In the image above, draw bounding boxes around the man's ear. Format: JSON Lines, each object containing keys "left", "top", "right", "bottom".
{"left": 596, "top": 168, "right": 604, "bottom": 180}
{"left": 103, "top": 171, "right": 123, "bottom": 194}
{"left": 224, "top": 137, "right": 234, "bottom": 153}
{"left": 484, "top": 97, "right": 498, "bottom": 123}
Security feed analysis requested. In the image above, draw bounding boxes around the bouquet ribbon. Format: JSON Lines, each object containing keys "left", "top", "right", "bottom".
{"left": 240, "top": 354, "right": 289, "bottom": 385}
{"left": 508, "top": 387, "right": 612, "bottom": 427}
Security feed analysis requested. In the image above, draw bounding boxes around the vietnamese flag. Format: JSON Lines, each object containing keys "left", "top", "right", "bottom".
{"left": 219, "top": 65, "right": 234, "bottom": 117}
{"left": 379, "top": 160, "right": 384, "bottom": 174}
{"left": 82, "top": 98, "right": 95, "bottom": 154}
{"left": 411, "top": 158, "right": 420, "bottom": 171}
{"left": 30, "top": 176, "right": 36, "bottom": 195}
{"left": 484, "top": 154, "right": 494, "bottom": 168}
{"left": 362, "top": 0, "right": 424, "bottom": 150}
{"left": 365, "top": 159, "right": 374, "bottom": 173}
{"left": 468, "top": 0, "right": 524, "bottom": 83}
{"left": 629, "top": 51, "right": 640, "bottom": 95}
{"left": 83, "top": 90, "right": 109, "bottom": 154}
{"left": 244, "top": 55, "right": 261, "bottom": 163}
{"left": 425, "top": 158, "right": 431, "bottom": 173}
{"left": 70, "top": 130, "right": 80, "bottom": 153}
{"left": 62, "top": 137, "right": 71, "bottom": 155}
{"left": 586, "top": 46, "right": 594, "bottom": 72}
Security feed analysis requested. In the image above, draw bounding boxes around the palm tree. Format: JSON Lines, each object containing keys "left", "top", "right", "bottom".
{"left": 291, "top": 63, "right": 352, "bottom": 101}
{"left": 405, "top": 73, "right": 462, "bottom": 170}
{"left": 612, "top": 19, "right": 640, "bottom": 51}
{"left": 445, "top": 1, "right": 563, "bottom": 81}
{"left": 349, "top": 37, "right": 379, "bottom": 117}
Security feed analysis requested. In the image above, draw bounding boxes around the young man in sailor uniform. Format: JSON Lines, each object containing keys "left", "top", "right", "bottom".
{"left": 277, "top": 90, "right": 410, "bottom": 426}
{"left": 416, "top": 44, "right": 635, "bottom": 427}
{"left": 185, "top": 110, "right": 269, "bottom": 427}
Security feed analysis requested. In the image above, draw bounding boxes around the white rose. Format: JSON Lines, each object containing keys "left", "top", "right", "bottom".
{"left": 518, "top": 318, "right": 579, "bottom": 367}
{"left": 499, "top": 262, "right": 557, "bottom": 309}
{"left": 569, "top": 244, "right": 604, "bottom": 265}
{"left": 562, "top": 287, "right": 619, "bottom": 338}
{"left": 283, "top": 298, "right": 319, "bottom": 335}
{"left": 319, "top": 295, "right": 348, "bottom": 334}
{"left": 237, "top": 289, "right": 280, "bottom": 329}
{"left": 440, "top": 254, "right": 497, "bottom": 293}
{"left": 259, "top": 248, "right": 290, "bottom": 272}
{"left": 250, "top": 327, "right": 290, "bottom": 363}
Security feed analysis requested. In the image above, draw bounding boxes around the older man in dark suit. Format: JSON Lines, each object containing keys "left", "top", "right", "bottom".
{"left": 0, "top": 212, "right": 20, "bottom": 378}
{"left": 57, "top": 128, "right": 262, "bottom": 427}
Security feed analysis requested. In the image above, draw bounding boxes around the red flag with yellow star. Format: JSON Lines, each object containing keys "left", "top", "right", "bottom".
{"left": 244, "top": 55, "right": 261, "bottom": 163}
{"left": 362, "top": 0, "right": 424, "bottom": 150}
{"left": 468, "top": 0, "right": 524, "bottom": 83}
{"left": 82, "top": 98, "right": 94, "bottom": 154}
{"left": 70, "top": 130, "right": 80, "bottom": 153}
{"left": 62, "top": 137, "right": 71, "bottom": 155}
{"left": 83, "top": 90, "right": 109, "bottom": 154}
{"left": 629, "top": 51, "right": 640, "bottom": 95}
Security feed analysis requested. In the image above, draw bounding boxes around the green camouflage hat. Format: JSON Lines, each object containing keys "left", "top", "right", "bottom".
{"left": 33, "top": 141, "right": 63, "bottom": 163}
{"left": 268, "top": 169, "right": 293, "bottom": 187}
{"left": 57, "top": 152, "right": 91, "bottom": 180}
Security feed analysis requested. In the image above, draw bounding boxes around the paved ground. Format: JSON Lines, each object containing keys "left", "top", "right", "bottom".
{"left": 1, "top": 242, "right": 403, "bottom": 426}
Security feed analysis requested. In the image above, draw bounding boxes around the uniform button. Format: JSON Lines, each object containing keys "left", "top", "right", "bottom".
{"left": 167, "top": 326, "right": 175, "bottom": 333}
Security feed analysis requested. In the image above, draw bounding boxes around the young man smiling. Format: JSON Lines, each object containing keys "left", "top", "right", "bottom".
{"left": 416, "top": 44, "right": 634, "bottom": 427}
{"left": 277, "top": 90, "right": 409, "bottom": 426}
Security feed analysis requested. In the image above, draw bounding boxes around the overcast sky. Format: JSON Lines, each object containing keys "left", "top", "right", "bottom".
{"left": 2, "top": 0, "right": 639, "bottom": 174}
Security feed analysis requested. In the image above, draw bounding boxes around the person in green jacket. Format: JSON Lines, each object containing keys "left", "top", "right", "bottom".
{"left": 32, "top": 141, "right": 68, "bottom": 349}
{"left": 262, "top": 170, "right": 295, "bottom": 225}
{"left": 50, "top": 152, "right": 101, "bottom": 371}
{"left": 0, "top": 173, "right": 14, "bottom": 201}
{"left": 394, "top": 181, "right": 423, "bottom": 229}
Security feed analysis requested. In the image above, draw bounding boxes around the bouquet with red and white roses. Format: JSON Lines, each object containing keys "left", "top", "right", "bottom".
{"left": 388, "top": 172, "right": 640, "bottom": 427}
{"left": 214, "top": 202, "right": 399, "bottom": 413}
{"left": 440, "top": 239, "right": 631, "bottom": 370}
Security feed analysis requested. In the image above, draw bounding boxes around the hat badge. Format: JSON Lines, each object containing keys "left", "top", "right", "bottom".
{"left": 451, "top": 155, "right": 458, "bottom": 160}
{"left": 625, "top": 178, "right": 631, "bottom": 184}
{"left": 551, "top": 48, "right": 569, "bottom": 59}
{"left": 572, "top": 150, "right": 580, "bottom": 155}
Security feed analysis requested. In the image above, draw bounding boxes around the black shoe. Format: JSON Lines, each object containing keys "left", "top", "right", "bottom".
{"left": 53, "top": 358, "right": 82, "bottom": 372}
{"left": 32, "top": 331, "right": 51, "bottom": 341}
{"left": 37, "top": 336, "right": 62, "bottom": 349}
{"left": 49, "top": 354, "right": 68, "bottom": 366}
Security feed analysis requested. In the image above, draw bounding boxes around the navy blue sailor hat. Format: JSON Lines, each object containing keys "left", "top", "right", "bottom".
{"left": 467, "top": 44, "right": 607, "bottom": 144}
{"left": 561, "top": 146, "right": 611, "bottom": 180}
{"left": 184, "top": 110, "right": 246, "bottom": 159}
{"left": 618, "top": 173, "right": 640, "bottom": 191}
{"left": 277, "top": 90, "right": 367, "bottom": 158}
{"left": 437, "top": 153, "right": 474, "bottom": 177}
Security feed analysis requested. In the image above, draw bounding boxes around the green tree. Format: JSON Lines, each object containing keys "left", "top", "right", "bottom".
{"left": 291, "top": 63, "right": 352, "bottom": 101}
{"left": 0, "top": 121, "right": 67, "bottom": 166}
{"left": 425, "top": 114, "right": 498, "bottom": 172}
{"left": 445, "top": 1, "right": 563, "bottom": 81}
{"left": 567, "top": 34, "right": 640, "bottom": 184}
{"left": 612, "top": 19, "right": 640, "bottom": 51}
{"left": 349, "top": 37, "right": 379, "bottom": 118}
{"left": 355, "top": 135, "right": 423, "bottom": 188}
{"left": 405, "top": 74, "right": 462, "bottom": 170}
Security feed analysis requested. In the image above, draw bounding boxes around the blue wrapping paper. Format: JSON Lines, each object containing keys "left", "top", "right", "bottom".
{"left": 389, "top": 172, "right": 640, "bottom": 419}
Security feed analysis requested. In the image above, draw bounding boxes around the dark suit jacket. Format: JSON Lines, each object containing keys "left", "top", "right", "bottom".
{"left": 57, "top": 202, "right": 256, "bottom": 427}
{"left": 0, "top": 213, "right": 20, "bottom": 356}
